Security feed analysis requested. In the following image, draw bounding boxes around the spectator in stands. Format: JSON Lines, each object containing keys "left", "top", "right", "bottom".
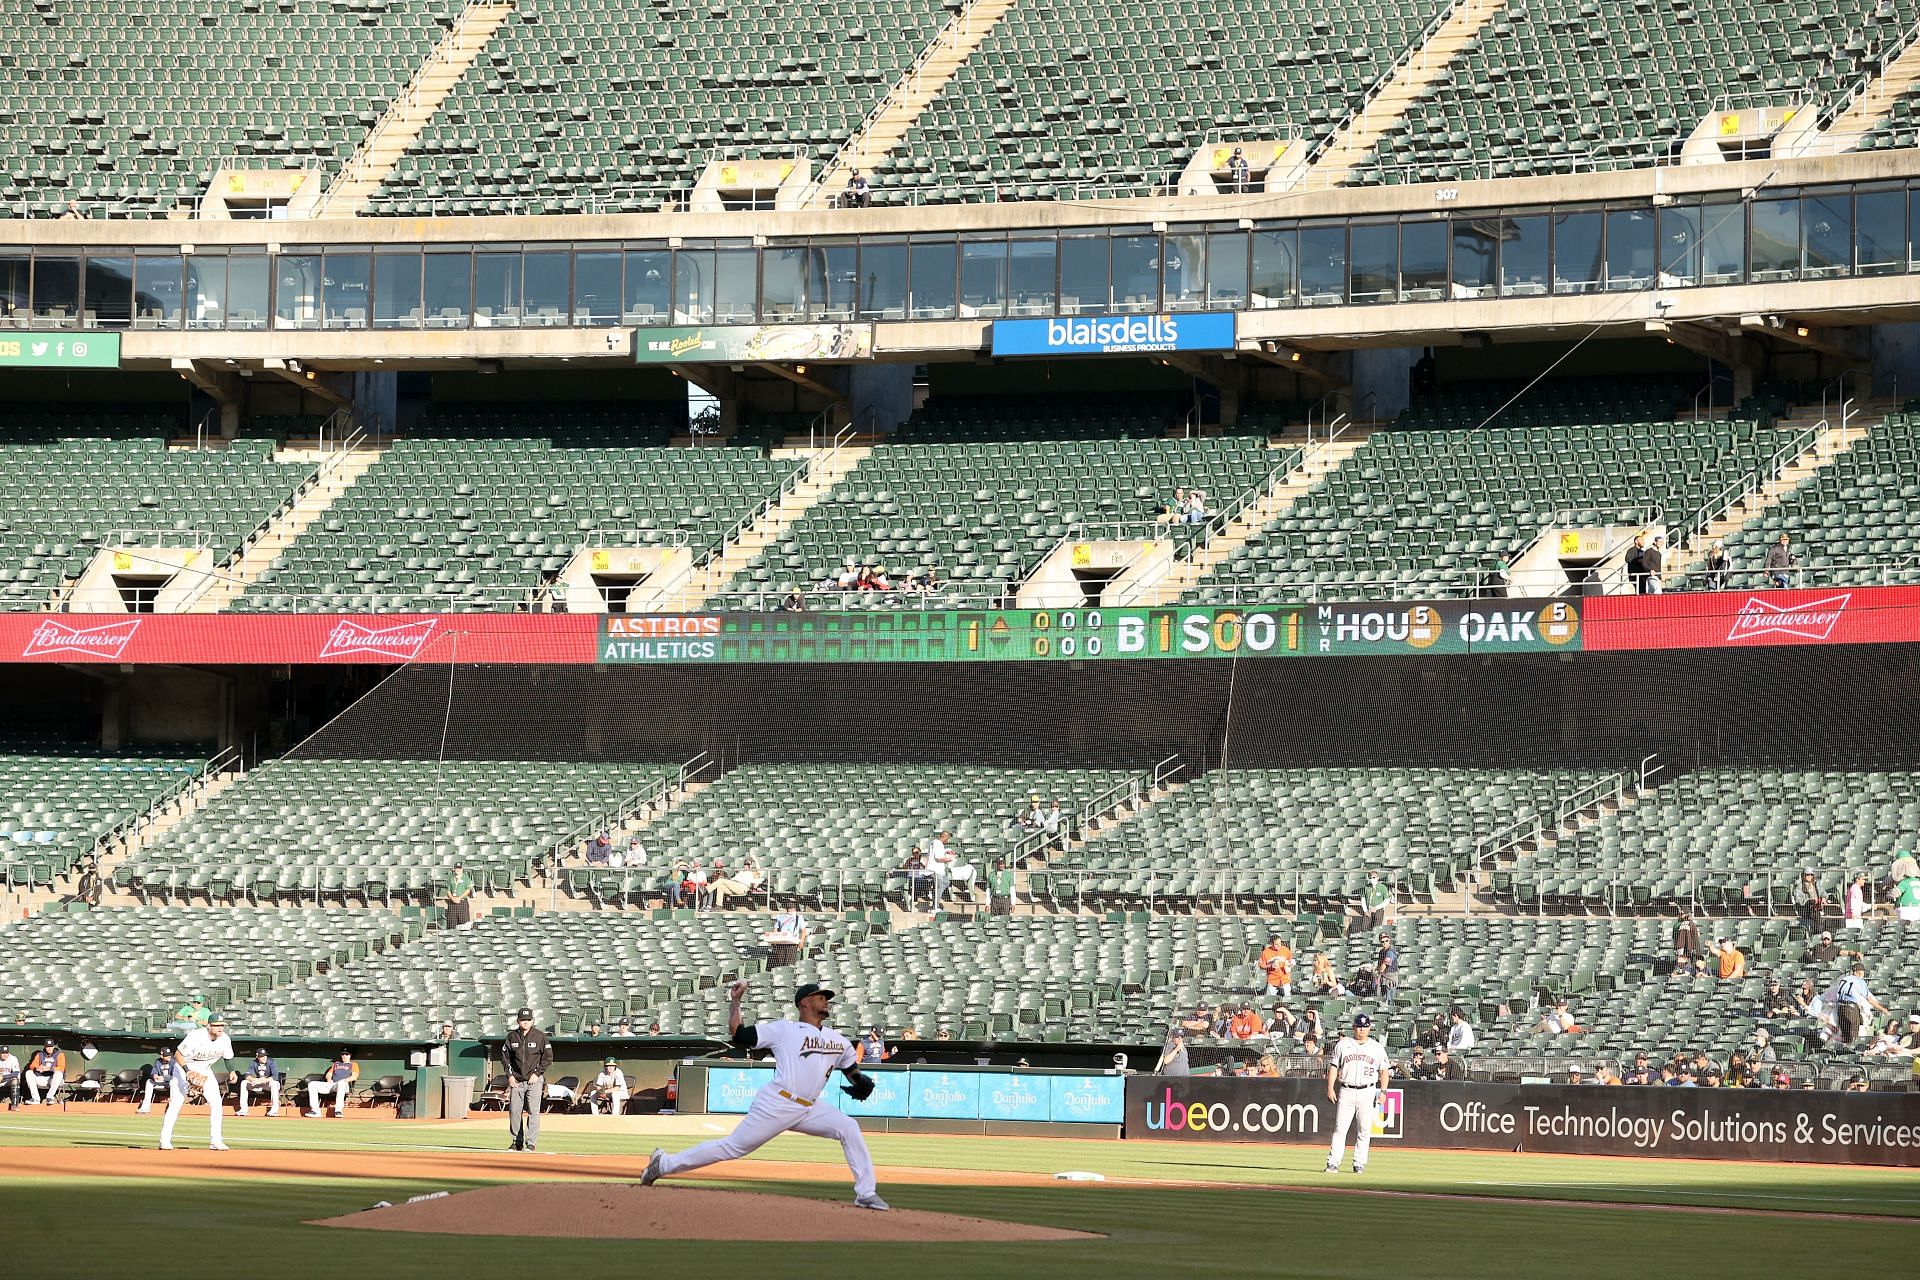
{"left": 1844, "top": 872, "right": 1871, "bottom": 930}
{"left": 445, "top": 861, "right": 475, "bottom": 931}
{"left": 1039, "top": 800, "right": 1065, "bottom": 851}
{"left": 684, "top": 862, "right": 711, "bottom": 912}
{"left": 588, "top": 830, "right": 613, "bottom": 866}
{"left": 171, "top": 994, "right": 212, "bottom": 1031}
{"left": 1622, "top": 1053, "right": 1655, "bottom": 1086}
{"left": 1642, "top": 536, "right": 1666, "bottom": 594}
{"left": 1258, "top": 934, "right": 1294, "bottom": 997}
{"left": 1837, "top": 963, "right": 1890, "bottom": 1044}
{"left": 1793, "top": 870, "right": 1828, "bottom": 926}
{"left": 625, "top": 836, "right": 649, "bottom": 870}
{"left": 898, "top": 848, "right": 931, "bottom": 911}
{"left": 667, "top": 859, "right": 692, "bottom": 909}
{"left": 1207, "top": 1004, "right": 1234, "bottom": 1038}
{"left": 1626, "top": 534, "right": 1649, "bottom": 593}
{"left": 24, "top": 1040, "right": 64, "bottom": 1105}
{"left": 1566, "top": 1063, "right": 1587, "bottom": 1085}
{"left": 1715, "top": 937, "right": 1747, "bottom": 981}
{"left": 709, "top": 855, "right": 762, "bottom": 909}
{"left": 236, "top": 1047, "right": 281, "bottom": 1117}
{"left": 1899, "top": 1014, "right": 1920, "bottom": 1055}
{"left": 1352, "top": 872, "right": 1394, "bottom": 935}
{"left": 1891, "top": 848, "right": 1920, "bottom": 888}
{"left": 1670, "top": 947, "right": 1703, "bottom": 981}
{"left": 1863, "top": 1020, "right": 1905, "bottom": 1057}
{"left": 1447, "top": 1007, "right": 1476, "bottom": 1054}
{"left": 925, "top": 830, "right": 958, "bottom": 907}
{"left": 1726, "top": 1050, "right": 1755, "bottom": 1086}
{"left": 136, "top": 1046, "right": 173, "bottom": 1113}
{"left": 1795, "top": 976, "right": 1821, "bottom": 1014}
{"left": 1766, "top": 533, "right": 1797, "bottom": 588}
{"left": 1801, "top": 931, "right": 1849, "bottom": 965}
{"left": 1433, "top": 1047, "right": 1466, "bottom": 1081}
{"left": 1227, "top": 1004, "right": 1264, "bottom": 1040}
{"left": 1156, "top": 487, "right": 1188, "bottom": 521}
{"left": 584, "top": 1021, "right": 605, "bottom": 1038}
{"left": 1761, "top": 978, "right": 1798, "bottom": 1019}
{"left": 76, "top": 853, "right": 104, "bottom": 907}
{"left": 586, "top": 1057, "right": 629, "bottom": 1115}
{"left": 1298, "top": 1007, "right": 1326, "bottom": 1046}
{"left": 1156, "top": 1026, "right": 1190, "bottom": 1076}
{"left": 1227, "top": 147, "right": 1250, "bottom": 193}
{"left": 1348, "top": 963, "right": 1380, "bottom": 997}
{"left": 843, "top": 170, "right": 871, "bottom": 209}
{"left": 1701, "top": 540, "right": 1731, "bottom": 591}
{"left": 1404, "top": 1046, "right": 1434, "bottom": 1080}
{"left": 986, "top": 857, "right": 1016, "bottom": 916}
{"left": 1532, "top": 998, "right": 1584, "bottom": 1036}
{"left": 1673, "top": 908, "right": 1702, "bottom": 958}
{"left": 60, "top": 200, "right": 83, "bottom": 220}
{"left": 1300, "top": 1032, "right": 1324, "bottom": 1060}
{"left": 308, "top": 1051, "right": 358, "bottom": 1117}
{"left": 439, "top": 1023, "right": 456, "bottom": 1042}
{"left": 0, "top": 1045, "right": 20, "bottom": 1110}
{"left": 780, "top": 586, "right": 807, "bottom": 612}
{"left": 1375, "top": 934, "right": 1399, "bottom": 1000}
{"left": 1309, "top": 953, "right": 1344, "bottom": 996}
{"left": 613, "top": 1019, "right": 633, "bottom": 1038}
{"left": 1183, "top": 489, "right": 1210, "bottom": 525}
{"left": 1266, "top": 1003, "right": 1298, "bottom": 1038}
{"left": 1179, "top": 1005, "right": 1213, "bottom": 1037}
{"left": 1894, "top": 865, "right": 1920, "bottom": 923}
{"left": 859, "top": 1027, "right": 889, "bottom": 1065}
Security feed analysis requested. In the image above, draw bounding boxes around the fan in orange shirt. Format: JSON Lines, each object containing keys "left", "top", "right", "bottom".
{"left": 1258, "top": 935, "right": 1294, "bottom": 996}
{"left": 1227, "top": 1004, "right": 1265, "bottom": 1040}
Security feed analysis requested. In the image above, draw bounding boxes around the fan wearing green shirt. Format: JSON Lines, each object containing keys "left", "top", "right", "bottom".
{"left": 169, "top": 995, "right": 211, "bottom": 1032}
{"left": 1352, "top": 873, "right": 1394, "bottom": 936}
{"left": 1895, "top": 872, "right": 1920, "bottom": 924}
{"left": 445, "top": 862, "right": 475, "bottom": 931}
{"left": 987, "top": 858, "right": 1016, "bottom": 916}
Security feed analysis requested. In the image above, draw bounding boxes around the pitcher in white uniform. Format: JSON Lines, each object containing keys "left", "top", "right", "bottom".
{"left": 643, "top": 980, "right": 888, "bottom": 1210}
{"left": 160, "top": 1012, "right": 234, "bottom": 1151}
{"left": 1324, "top": 1012, "right": 1391, "bottom": 1175}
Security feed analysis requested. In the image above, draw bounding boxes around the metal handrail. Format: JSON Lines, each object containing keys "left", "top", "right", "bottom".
{"left": 1006, "top": 755, "right": 1181, "bottom": 867}
{"left": 1817, "top": 11, "right": 1920, "bottom": 132}
{"left": 1307, "top": 0, "right": 1475, "bottom": 169}
{"left": 1472, "top": 759, "right": 1652, "bottom": 879}
{"left": 543, "top": 752, "right": 715, "bottom": 907}
{"left": 1678, "top": 418, "right": 1827, "bottom": 551}
{"left": 676, "top": 424, "right": 858, "bottom": 608}
{"left": 89, "top": 745, "right": 243, "bottom": 881}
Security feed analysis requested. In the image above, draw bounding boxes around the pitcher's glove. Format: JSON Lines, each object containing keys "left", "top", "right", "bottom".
{"left": 841, "top": 1068, "right": 875, "bottom": 1102}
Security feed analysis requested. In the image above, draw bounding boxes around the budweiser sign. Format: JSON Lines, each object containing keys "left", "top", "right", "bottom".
{"left": 21, "top": 617, "right": 143, "bottom": 660}
{"left": 1727, "top": 593, "right": 1852, "bottom": 643}
{"left": 318, "top": 617, "right": 442, "bottom": 661}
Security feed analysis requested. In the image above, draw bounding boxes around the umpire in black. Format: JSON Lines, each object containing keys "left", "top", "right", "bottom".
{"left": 504, "top": 1006, "right": 553, "bottom": 1152}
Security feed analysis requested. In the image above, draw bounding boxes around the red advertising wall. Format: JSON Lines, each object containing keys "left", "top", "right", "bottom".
{"left": 0, "top": 614, "right": 601, "bottom": 665}
{"left": 1582, "top": 584, "right": 1920, "bottom": 652}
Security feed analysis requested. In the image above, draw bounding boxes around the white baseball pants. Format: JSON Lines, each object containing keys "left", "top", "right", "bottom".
{"left": 308, "top": 1078, "right": 350, "bottom": 1114}
{"left": 1327, "top": 1086, "right": 1378, "bottom": 1171}
{"left": 588, "top": 1088, "right": 629, "bottom": 1115}
{"left": 160, "top": 1066, "right": 222, "bottom": 1148}
{"left": 237, "top": 1077, "right": 280, "bottom": 1114}
{"left": 657, "top": 1086, "right": 876, "bottom": 1197}
{"left": 26, "top": 1071, "right": 63, "bottom": 1104}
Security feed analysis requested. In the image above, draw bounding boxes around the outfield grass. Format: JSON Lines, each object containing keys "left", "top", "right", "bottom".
{"left": 5, "top": 1114, "right": 1919, "bottom": 1279}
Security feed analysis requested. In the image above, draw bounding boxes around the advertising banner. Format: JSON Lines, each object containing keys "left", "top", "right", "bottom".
{"left": 0, "top": 332, "right": 120, "bottom": 369}
{"left": 978, "top": 1072, "right": 1051, "bottom": 1122}
{"left": 908, "top": 1069, "right": 983, "bottom": 1120}
{"left": 1050, "top": 1073, "right": 1127, "bottom": 1124}
{"left": 1123, "top": 1076, "right": 1920, "bottom": 1166}
{"left": 704, "top": 1067, "right": 767, "bottom": 1115}
{"left": 0, "top": 613, "right": 601, "bottom": 666}
{"left": 991, "top": 312, "right": 1235, "bottom": 357}
{"left": 1582, "top": 584, "right": 1920, "bottom": 652}
{"left": 633, "top": 323, "right": 874, "bottom": 364}
{"left": 702, "top": 1064, "right": 1122, "bottom": 1124}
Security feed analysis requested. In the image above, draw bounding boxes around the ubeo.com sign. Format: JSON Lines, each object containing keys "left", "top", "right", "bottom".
{"left": 1124, "top": 1078, "right": 1920, "bottom": 1166}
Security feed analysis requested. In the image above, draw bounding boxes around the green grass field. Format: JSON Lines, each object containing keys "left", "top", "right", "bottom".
{"left": 5, "top": 1112, "right": 1919, "bottom": 1278}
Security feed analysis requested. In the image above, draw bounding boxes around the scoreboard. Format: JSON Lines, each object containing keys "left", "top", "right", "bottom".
{"left": 597, "top": 600, "right": 1583, "bottom": 664}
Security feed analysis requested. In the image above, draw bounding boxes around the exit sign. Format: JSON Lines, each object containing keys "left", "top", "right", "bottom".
{"left": 0, "top": 332, "right": 121, "bottom": 368}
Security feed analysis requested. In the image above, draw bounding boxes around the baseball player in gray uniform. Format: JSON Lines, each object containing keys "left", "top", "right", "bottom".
{"left": 642, "top": 980, "right": 887, "bottom": 1210}
{"left": 1325, "top": 1012, "right": 1391, "bottom": 1174}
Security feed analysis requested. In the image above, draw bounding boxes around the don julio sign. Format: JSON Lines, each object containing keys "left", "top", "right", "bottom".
{"left": 1123, "top": 1077, "right": 1920, "bottom": 1166}
{"left": 633, "top": 323, "right": 874, "bottom": 364}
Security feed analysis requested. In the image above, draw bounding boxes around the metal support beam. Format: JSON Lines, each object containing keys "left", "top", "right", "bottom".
{"left": 1739, "top": 314, "right": 1870, "bottom": 363}
{"left": 1241, "top": 341, "right": 1347, "bottom": 387}
{"left": 1645, "top": 320, "right": 1765, "bottom": 372}
{"left": 259, "top": 360, "right": 352, "bottom": 407}
{"left": 755, "top": 361, "right": 848, "bottom": 402}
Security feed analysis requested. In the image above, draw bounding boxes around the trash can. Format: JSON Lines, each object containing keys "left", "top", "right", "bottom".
{"left": 441, "top": 1074, "right": 473, "bottom": 1121}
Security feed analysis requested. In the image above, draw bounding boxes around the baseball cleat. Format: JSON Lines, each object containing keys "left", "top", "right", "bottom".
{"left": 1352, "top": 1167, "right": 1365, "bottom": 1175}
{"left": 158, "top": 1142, "right": 173, "bottom": 1151}
{"left": 641, "top": 1148, "right": 665, "bottom": 1186}
{"left": 1323, "top": 1164, "right": 1337, "bottom": 1174}
{"left": 267, "top": 1108, "right": 280, "bottom": 1116}
{"left": 854, "top": 1194, "right": 891, "bottom": 1212}
{"left": 210, "top": 1142, "right": 230, "bottom": 1151}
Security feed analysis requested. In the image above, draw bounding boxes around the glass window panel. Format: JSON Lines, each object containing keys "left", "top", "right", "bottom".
{"left": 1803, "top": 192, "right": 1851, "bottom": 279}
{"left": 908, "top": 240, "right": 956, "bottom": 319}
{"left": 474, "top": 250, "right": 522, "bottom": 326}
{"left": 1250, "top": 228, "right": 1296, "bottom": 308}
{"left": 1059, "top": 236, "right": 1109, "bottom": 313}
{"left": 1109, "top": 233, "right": 1158, "bottom": 311}
{"left": 960, "top": 238, "right": 1008, "bottom": 317}
{"left": 1160, "top": 232, "right": 1206, "bottom": 310}
{"left": 1206, "top": 230, "right": 1247, "bottom": 307}
{"left": 272, "top": 252, "right": 320, "bottom": 329}
{"left": 1701, "top": 201, "right": 1744, "bottom": 285}
{"left": 0, "top": 251, "right": 28, "bottom": 325}
{"left": 1657, "top": 205, "right": 1701, "bottom": 287}
{"left": 805, "top": 244, "right": 857, "bottom": 321}
{"left": 32, "top": 253, "right": 80, "bottom": 325}
{"left": 1299, "top": 224, "right": 1347, "bottom": 305}
{"left": 1749, "top": 197, "right": 1800, "bottom": 282}
{"left": 132, "top": 255, "right": 181, "bottom": 329}
{"left": 227, "top": 253, "right": 269, "bottom": 330}
{"left": 1604, "top": 208, "right": 1654, "bottom": 291}
{"left": 522, "top": 250, "right": 569, "bottom": 325}
{"left": 1551, "top": 210, "right": 1603, "bottom": 294}
{"left": 859, "top": 240, "right": 907, "bottom": 319}
{"left": 713, "top": 247, "right": 756, "bottom": 322}
{"left": 374, "top": 250, "right": 423, "bottom": 329}
{"left": 762, "top": 247, "right": 807, "bottom": 321}
{"left": 88, "top": 256, "right": 134, "bottom": 327}
{"left": 423, "top": 251, "right": 470, "bottom": 327}
{"left": 1910, "top": 186, "right": 1920, "bottom": 269}
{"left": 1856, "top": 189, "right": 1904, "bottom": 277}
{"left": 1450, "top": 221, "right": 1496, "bottom": 298}
{"left": 1400, "top": 221, "right": 1447, "bottom": 301}
{"left": 322, "top": 251, "right": 369, "bottom": 329}
{"left": 673, "top": 247, "right": 713, "bottom": 323}
{"left": 623, "top": 248, "right": 669, "bottom": 323}
{"left": 1501, "top": 216, "right": 1549, "bottom": 296}
{"left": 1349, "top": 223, "right": 1396, "bottom": 304}
{"left": 186, "top": 255, "right": 226, "bottom": 330}
{"left": 1007, "top": 236, "right": 1056, "bottom": 315}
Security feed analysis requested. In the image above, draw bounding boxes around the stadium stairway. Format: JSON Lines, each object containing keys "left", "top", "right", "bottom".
{"left": 191, "top": 441, "right": 386, "bottom": 613}
{"left": 1304, "top": 0, "right": 1509, "bottom": 187}
{"left": 1663, "top": 401, "right": 1882, "bottom": 585}
{"left": 317, "top": 1, "right": 520, "bottom": 219}
{"left": 806, "top": 0, "right": 1020, "bottom": 208}
{"left": 1145, "top": 427, "right": 1371, "bottom": 605}
{"left": 1817, "top": 29, "right": 1920, "bottom": 151}
{"left": 1472, "top": 760, "right": 1657, "bottom": 911}
{"left": 669, "top": 436, "right": 874, "bottom": 610}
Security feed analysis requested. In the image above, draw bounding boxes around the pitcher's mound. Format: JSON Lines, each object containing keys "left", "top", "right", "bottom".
{"left": 312, "top": 1183, "right": 1100, "bottom": 1243}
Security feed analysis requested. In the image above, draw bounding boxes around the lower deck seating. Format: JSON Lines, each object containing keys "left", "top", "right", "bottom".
{"left": 0, "top": 751, "right": 204, "bottom": 888}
